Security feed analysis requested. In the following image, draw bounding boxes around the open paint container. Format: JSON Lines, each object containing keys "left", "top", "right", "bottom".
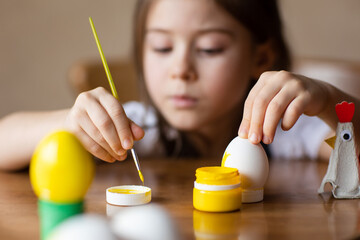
{"left": 106, "top": 185, "right": 151, "bottom": 206}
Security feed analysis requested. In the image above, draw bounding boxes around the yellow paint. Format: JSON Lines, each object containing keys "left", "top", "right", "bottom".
{"left": 325, "top": 135, "right": 336, "bottom": 149}
{"left": 195, "top": 166, "right": 240, "bottom": 185}
{"left": 193, "top": 187, "right": 242, "bottom": 212}
{"left": 221, "top": 151, "right": 230, "bottom": 166}
{"left": 30, "top": 130, "right": 95, "bottom": 203}
{"left": 138, "top": 170, "right": 144, "bottom": 185}
{"left": 193, "top": 166, "right": 241, "bottom": 212}
{"left": 108, "top": 188, "right": 144, "bottom": 194}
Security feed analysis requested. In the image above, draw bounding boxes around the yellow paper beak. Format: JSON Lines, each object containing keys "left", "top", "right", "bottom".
{"left": 325, "top": 136, "right": 336, "bottom": 149}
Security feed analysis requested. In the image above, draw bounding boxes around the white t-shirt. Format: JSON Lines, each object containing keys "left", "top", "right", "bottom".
{"left": 269, "top": 114, "right": 331, "bottom": 160}
{"left": 124, "top": 101, "right": 331, "bottom": 160}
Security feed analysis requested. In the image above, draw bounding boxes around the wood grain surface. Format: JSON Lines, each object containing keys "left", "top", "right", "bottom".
{"left": 0, "top": 157, "right": 359, "bottom": 240}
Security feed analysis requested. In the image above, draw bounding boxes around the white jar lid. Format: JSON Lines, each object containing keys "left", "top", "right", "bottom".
{"left": 106, "top": 185, "right": 151, "bottom": 206}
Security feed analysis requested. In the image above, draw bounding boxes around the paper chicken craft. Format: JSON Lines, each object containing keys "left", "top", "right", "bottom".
{"left": 318, "top": 101, "right": 360, "bottom": 198}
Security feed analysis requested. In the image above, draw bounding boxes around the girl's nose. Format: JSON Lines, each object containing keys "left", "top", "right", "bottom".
{"left": 170, "top": 51, "right": 197, "bottom": 81}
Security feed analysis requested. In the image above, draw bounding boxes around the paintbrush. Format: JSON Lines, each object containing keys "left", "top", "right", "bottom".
{"left": 89, "top": 17, "right": 144, "bottom": 185}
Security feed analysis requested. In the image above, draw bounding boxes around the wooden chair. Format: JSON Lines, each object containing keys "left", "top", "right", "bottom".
{"left": 67, "top": 59, "right": 139, "bottom": 103}
{"left": 293, "top": 57, "right": 360, "bottom": 98}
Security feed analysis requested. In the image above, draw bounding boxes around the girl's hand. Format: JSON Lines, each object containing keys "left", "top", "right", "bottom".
{"left": 64, "top": 87, "right": 145, "bottom": 162}
{"left": 239, "top": 71, "right": 329, "bottom": 144}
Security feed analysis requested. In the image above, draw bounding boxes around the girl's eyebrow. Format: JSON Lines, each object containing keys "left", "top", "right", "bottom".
{"left": 146, "top": 28, "right": 169, "bottom": 34}
{"left": 197, "top": 28, "right": 235, "bottom": 38}
{"left": 146, "top": 28, "right": 235, "bottom": 38}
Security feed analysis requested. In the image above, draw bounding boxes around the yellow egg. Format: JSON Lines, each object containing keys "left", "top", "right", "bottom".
{"left": 30, "top": 130, "right": 94, "bottom": 203}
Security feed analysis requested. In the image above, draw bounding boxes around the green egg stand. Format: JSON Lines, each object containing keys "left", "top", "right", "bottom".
{"left": 38, "top": 199, "right": 83, "bottom": 239}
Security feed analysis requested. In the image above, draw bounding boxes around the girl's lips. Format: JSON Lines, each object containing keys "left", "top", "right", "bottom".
{"left": 170, "top": 95, "right": 198, "bottom": 108}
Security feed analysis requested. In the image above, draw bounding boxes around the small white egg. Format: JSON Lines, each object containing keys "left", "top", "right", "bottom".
{"left": 48, "top": 214, "right": 117, "bottom": 240}
{"left": 110, "top": 204, "right": 180, "bottom": 240}
{"left": 222, "top": 137, "right": 269, "bottom": 203}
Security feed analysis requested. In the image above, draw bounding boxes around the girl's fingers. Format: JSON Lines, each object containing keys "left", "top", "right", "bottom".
{"left": 108, "top": 108, "right": 134, "bottom": 150}
{"left": 96, "top": 90, "right": 134, "bottom": 150}
{"left": 77, "top": 109, "right": 125, "bottom": 161}
{"left": 247, "top": 76, "right": 284, "bottom": 144}
{"left": 240, "top": 71, "right": 323, "bottom": 145}
{"left": 95, "top": 88, "right": 134, "bottom": 150}
{"left": 66, "top": 88, "right": 135, "bottom": 163}
{"left": 238, "top": 117, "right": 250, "bottom": 139}
{"left": 129, "top": 120, "right": 145, "bottom": 141}
{"left": 239, "top": 92, "right": 256, "bottom": 138}
{"left": 85, "top": 96, "right": 126, "bottom": 157}
{"left": 262, "top": 85, "right": 298, "bottom": 144}
{"left": 239, "top": 73, "right": 269, "bottom": 138}
{"left": 248, "top": 93, "right": 275, "bottom": 144}
{"left": 281, "top": 94, "right": 308, "bottom": 131}
{"left": 75, "top": 127, "right": 117, "bottom": 163}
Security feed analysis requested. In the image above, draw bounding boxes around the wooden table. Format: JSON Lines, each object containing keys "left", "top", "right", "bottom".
{"left": 1, "top": 157, "right": 360, "bottom": 239}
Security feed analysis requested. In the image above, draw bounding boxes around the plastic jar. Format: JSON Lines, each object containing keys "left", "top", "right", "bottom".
{"left": 193, "top": 166, "right": 241, "bottom": 212}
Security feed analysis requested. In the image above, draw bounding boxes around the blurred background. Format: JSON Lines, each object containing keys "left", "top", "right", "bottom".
{"left": 0, "top": 0, "right": 359, "bottom": 118}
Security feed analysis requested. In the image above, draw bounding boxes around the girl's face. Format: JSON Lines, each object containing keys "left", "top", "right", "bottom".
{"left": 143, "top": 0, "right": 262, "bottom": 132}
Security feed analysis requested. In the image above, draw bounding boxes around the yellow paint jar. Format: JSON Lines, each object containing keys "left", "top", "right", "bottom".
{"left": 193, "top": 166, "right": 241, "bottom": 212}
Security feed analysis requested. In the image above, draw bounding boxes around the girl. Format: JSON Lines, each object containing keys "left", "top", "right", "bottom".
{"left": 0, "top": 0, "right": 358, "bottom": 170}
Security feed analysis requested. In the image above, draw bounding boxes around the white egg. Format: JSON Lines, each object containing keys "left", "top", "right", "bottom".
{"left": 222, "top": 137, "right": 269, "bottom": 203}
{"left": 110, "top": 204, "right": 180, "bottom": 240}
{"left": 48, "top": 214, "right": 117, "bottom": 240}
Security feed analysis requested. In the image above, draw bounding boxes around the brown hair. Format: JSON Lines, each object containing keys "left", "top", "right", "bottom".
{"left": 133, "top": 0, "right": 153, "bottom": 103}
{"left": 132, "top": 0, "right": 291, "bottom": 102}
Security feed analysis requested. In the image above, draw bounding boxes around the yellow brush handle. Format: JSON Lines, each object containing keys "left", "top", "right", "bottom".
{"left": 89, "top": 17, "right": 118, "bottom": 99}
{"left": 89, "top": 17, "right": 144, "bottom": 185}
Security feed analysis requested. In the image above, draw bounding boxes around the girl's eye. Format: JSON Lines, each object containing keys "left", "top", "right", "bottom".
{"left": 153, "top": 47, "right": 172, "bottom": 53}
{"left": 198, "top": 48, "right": 224, "bottom": 55}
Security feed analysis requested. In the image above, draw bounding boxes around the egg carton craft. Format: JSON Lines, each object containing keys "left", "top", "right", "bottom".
{"left": 318, "top": 101, "right": 360, "bottom": 198}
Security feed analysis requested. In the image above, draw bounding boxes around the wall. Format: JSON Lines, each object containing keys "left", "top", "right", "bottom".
{"left": 0, "top": 0, "right": 136, "bottom": 117}
{"left": 279, "top": 0, "right": 360, "bottom": 62}
{"left": 0, "top": 0, "right": 359, "bottom": 117}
